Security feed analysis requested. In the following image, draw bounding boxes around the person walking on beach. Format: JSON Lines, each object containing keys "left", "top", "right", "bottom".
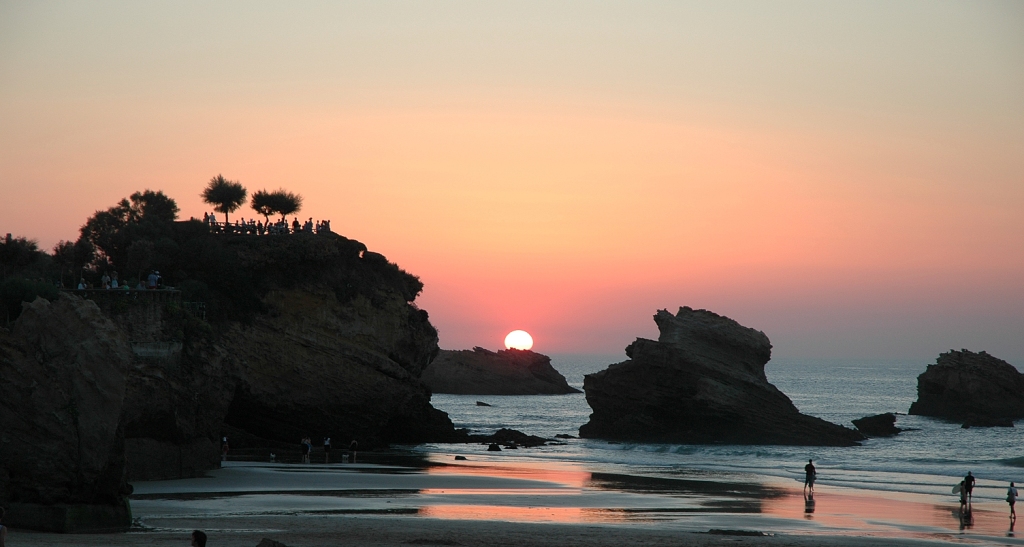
{"left": 191, "top": 529, "right": 207, "bottom": 547}
{"left": 1009, "top": 482, "right": 1018, "bottom": 520}
{"left": 804, "top": 459, "right": 817, "bottom": 495}
{"left": 959, "top": 480, "right": 968, "bottom": 511}
{"left": 964, "top": 471, "right": 976, "bottom": 502}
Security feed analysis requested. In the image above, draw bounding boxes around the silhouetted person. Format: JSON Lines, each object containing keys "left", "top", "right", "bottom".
{"left": 804, "top": 459, "right": 816, "bottom": 494}
{"left": 959, "top": 481, "right": 968, "bottom": 511}
{"left": 1009, "top": 482, "right": 1018, "bottom": 520}
{"left": 191, "top": 529, "right": 207, "bottom": 547}
{"left": 221, "top": 437, "right": 229, "bottom": 462}
{"left": 324, "top": 437, "right": 331, "bottom": 463}
{"left": 964, "top": 472, "right": 976, "bottom": 502}
{"left": 349, "top": 440, "right": 358, "bottom": 463}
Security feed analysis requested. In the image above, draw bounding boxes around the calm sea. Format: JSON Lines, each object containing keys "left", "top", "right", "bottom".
{"left": 424, "top": 354, "right": 1024, "bottom": 502}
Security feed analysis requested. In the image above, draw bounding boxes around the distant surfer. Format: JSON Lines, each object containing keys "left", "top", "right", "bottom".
{"left": 804, "top": 459, "right": 817, "bottom": 494}
{"left": 964, "top": 471, "right": 976, "bottom": 502}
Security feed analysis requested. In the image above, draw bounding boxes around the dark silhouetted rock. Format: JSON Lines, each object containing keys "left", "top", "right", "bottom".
{"left": 852, "top": 413, "right": 902, "bottom": 437}
{"left": 0, "top": 295, "right": 133, "bottom": 531}
{"left": 579, "top": 307, "right": 864, "bottom": 446}
{"left": 961, "top": 415, "right": 1014, "bottom": 428}
{"left": 421, "top": 347, "right": 580, "bottom": 395}
{"left": 487, "top": 443, "right": 501, "bottom": 451}
{"left": 908, "top": 349, "right": 1024, "bottom": 422}
{"left": 476, "top": 401, "right": 492, "bottom": 406}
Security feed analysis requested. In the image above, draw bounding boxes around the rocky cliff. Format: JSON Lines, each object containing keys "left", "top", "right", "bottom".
{"left": 0, "top": 295, "right": 133, "bottom": 531}
{"left": 421, "top": 347, "right": 580, "bottom": 395}
{"left": 908, "top": 349, "right": 1024, "bottom": 423}
{"left": 579, "top": 307, "right": 863, "bottom": 446}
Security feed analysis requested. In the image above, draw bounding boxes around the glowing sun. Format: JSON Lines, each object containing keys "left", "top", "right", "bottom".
{"left": 504, "top": 330, "right": 534, "bottom": 350}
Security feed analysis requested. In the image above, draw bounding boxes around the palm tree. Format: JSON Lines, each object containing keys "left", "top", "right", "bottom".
{"left": 250, "top": 190, "right": 278, "bottom": 223}
{"left": 201, "top": 175, "right": 247, "bottom": 223}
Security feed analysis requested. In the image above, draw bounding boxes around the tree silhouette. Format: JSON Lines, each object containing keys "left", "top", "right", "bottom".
{"left": 272, "top": 190, "right": 303, "bottom": 221}
{"left": 202, "top": 175, "right": 247, "bottom": 223}
{"left": 250, "top": 190, "right": 277, "bottom": 223}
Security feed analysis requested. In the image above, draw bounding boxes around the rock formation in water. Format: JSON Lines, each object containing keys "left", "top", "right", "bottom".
{"left": 0, "top": 295, "right": 133, "bottom": 531}
{"left": 852, "top": 413, "right": 902, "bottom": 437}
{"left": 908, "top": 349, "right": 1024, "bottom": 425}
{"left": 579, "top": 307, "right": 864, "bottom": 446}
{"left": 421, "top": 347, "right": 580, "bottom": 395}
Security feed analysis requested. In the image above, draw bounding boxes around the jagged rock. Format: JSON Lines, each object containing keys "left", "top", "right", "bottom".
{"left": 961, "top": 415, "right": 1014, "bottom": 428}
{"left": 487, "top": 443, "right": 501, "bottom": 451}
{"left": 222, "top": 287, "right": 456, "bottom": 449}
{"left": 579, "top": 307, "right": 864, "bottom": 446}
{"left": 421, "top": 347, "right": 580, "bottom": 395}
{"left": 908, "top": 349, "right": 1024, "bottom": 422}
{"left": 852, "top": 413, "right": 902, "bottom": 436}
{"left": 0, "top": 294, "right": 133, "bottom": 531}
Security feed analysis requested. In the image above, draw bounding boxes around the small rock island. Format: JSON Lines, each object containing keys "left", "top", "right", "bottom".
{"left": 908, "top": 349, "right": 1024, "bottom": 426}
{"left": 579, "top": 307, "right": 864, "bottom": 446}
{"left": 421, "top": 347, "right": 580, "bottom": 395}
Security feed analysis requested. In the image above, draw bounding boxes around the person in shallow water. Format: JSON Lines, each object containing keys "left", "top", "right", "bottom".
{"left": 804, "top": 459, "right": 816, "bottom": 495}
{"left": 964, "top": 471, "right": 976, "bottom": 502}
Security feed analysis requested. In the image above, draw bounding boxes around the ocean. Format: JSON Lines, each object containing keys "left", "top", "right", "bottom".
{"left": 424, "top": 354, "right": 1024, "bottom": 503}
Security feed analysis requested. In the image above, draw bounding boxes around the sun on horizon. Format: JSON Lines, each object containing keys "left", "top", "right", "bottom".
{"left": 504, "top": 330, "right": 534, "bottom": 351}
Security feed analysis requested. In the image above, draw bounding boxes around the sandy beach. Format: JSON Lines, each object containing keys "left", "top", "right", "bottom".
{"left": 11, "top": 456, "right": 1023, "bottom": 547}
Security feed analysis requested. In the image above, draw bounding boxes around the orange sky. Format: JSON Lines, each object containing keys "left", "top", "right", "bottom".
{"left": 1, "top": 2, "right": 1022, "bottom": 360}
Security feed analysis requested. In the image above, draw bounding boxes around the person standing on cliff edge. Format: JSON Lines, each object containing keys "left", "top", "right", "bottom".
{"left": 804, "top": 459, "right": 817, "bottom": 495}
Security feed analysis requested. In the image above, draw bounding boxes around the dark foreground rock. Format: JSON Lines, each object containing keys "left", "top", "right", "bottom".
{"left": 852, "top": 413, "right": 902, "bottom": 437}
{"left": 579, "top": 307, "right": 864, "bottom": 446}
{"left": 0, "top": 295, "right": 133, "bottom": 531}
{"left": 908, "top": 349, "right": 1024, "bottom": 424}
{"left": 421, "top": 347, "right": 580, "bottom": 395}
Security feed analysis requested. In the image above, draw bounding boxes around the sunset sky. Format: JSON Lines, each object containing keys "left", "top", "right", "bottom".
{"left": 2, "top": 2, "right": 1022, "bottom": 361}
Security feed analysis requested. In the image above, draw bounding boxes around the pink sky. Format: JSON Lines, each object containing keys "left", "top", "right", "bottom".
{"left": 2, "top": 2, "right": 1022, "bottom": 361}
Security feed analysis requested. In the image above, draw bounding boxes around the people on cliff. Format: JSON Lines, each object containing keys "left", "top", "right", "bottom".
{"left": 804, "top": 459, "right": 816, "bottom": 494}
{"left": 110, "top": 271, "right": 119, "bottom": 289}
{"left": 324, "top": 437, "right": 331, "bottom": 463}
{"left": 301, "top": 436, "right": 311, "bottom": 464}
{"left": 221, "top": 437, "right": 229, "bottom": 462}
{"left": 965, "top": 471, "right": 976, "bottom": 502}
{"left": 1009, "top": 482, "right": 1018, "bottom": 520}
{"left": 292, "top": 217, "right": 300, "bottom": 233}
{"left": 101, "top": 272, "right": 111, "bottom": 289}
{"left": 349, "top": 440, "right": 358, "bottom": 463}
{"left": 191, "top": 529, "right": 207, "bottom": 547}
{"left": 147, "top": 271, "right": 159, "bottom": 289}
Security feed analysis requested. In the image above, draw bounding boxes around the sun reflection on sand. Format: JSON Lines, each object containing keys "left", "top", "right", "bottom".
{"left": 427, "top": 459, "right": 592, "bottom": 489}
{"left": 763, "top": 488, "right": 1015, "bottom": 538}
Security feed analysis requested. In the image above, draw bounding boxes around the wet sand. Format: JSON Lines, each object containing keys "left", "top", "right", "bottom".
{"left": 11, "top": 459, "right": 1023, "bottom": 547}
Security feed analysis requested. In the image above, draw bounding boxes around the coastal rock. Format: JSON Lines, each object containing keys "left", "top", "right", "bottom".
{"left": 852, "top": 413, "right": 902, "bottom": 437}
{"left": 221, "top": 286, "right": 456, "bottom": 449}
{"left": 579, "top": 307, "right": 864, "bottom": 446}
{"left": 908, "top": 349, "right": 1024, "bottom": 423}
{"left": 421, "top": 347, "right": 580, "bottom": 395}
{"left": 0, "top": 294, "right": 133, "bottom": 530}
